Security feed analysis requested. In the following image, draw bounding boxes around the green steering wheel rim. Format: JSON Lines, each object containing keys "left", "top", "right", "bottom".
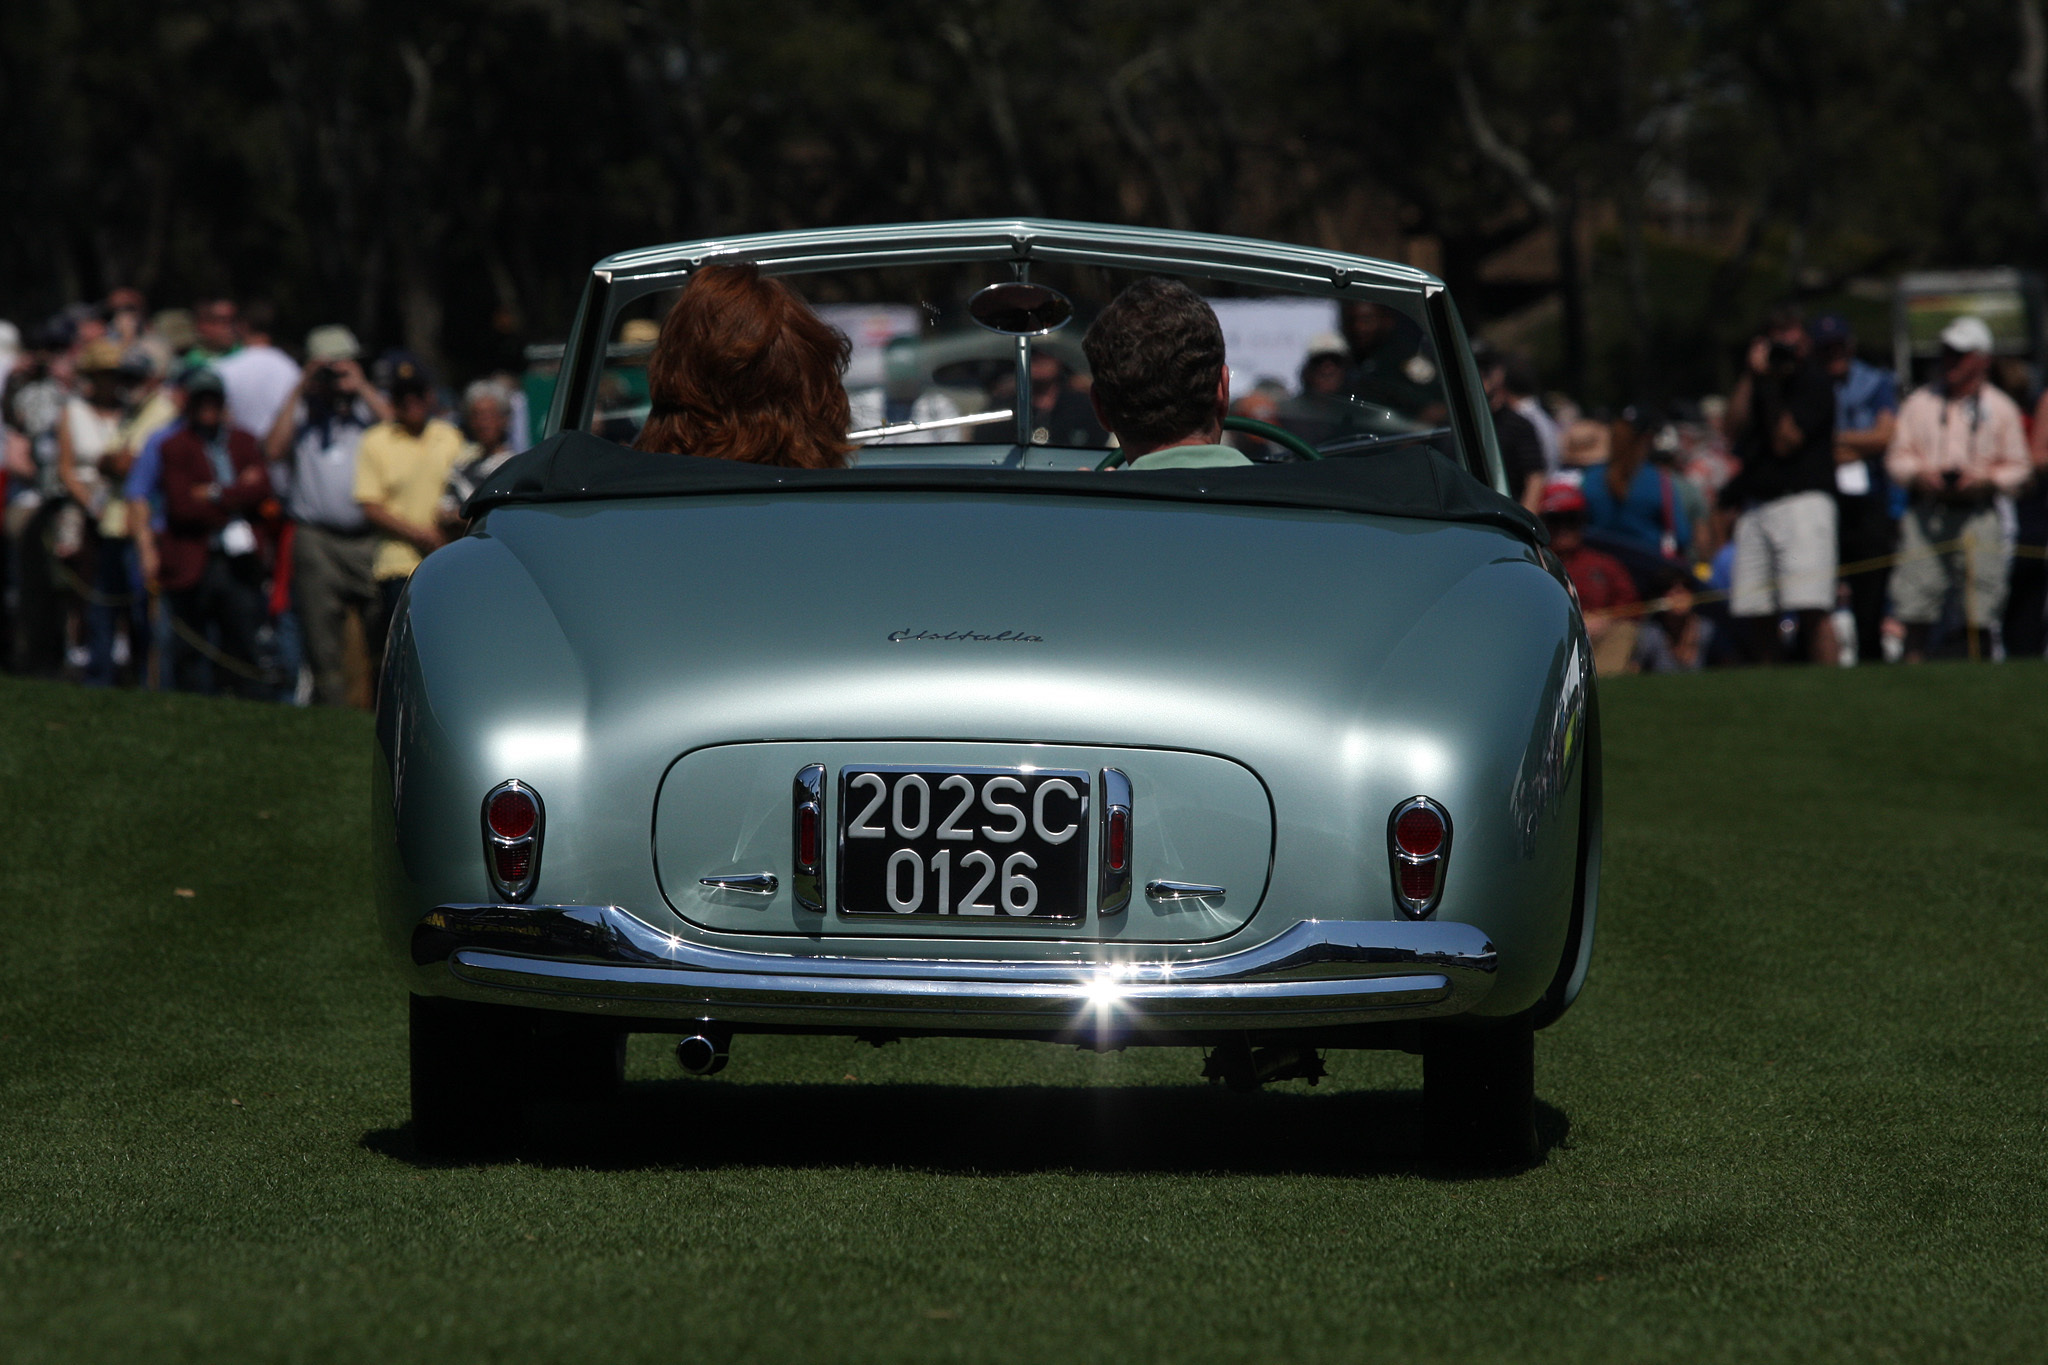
{"left": 1094, "top": 415, "right": 1322, "bottom": 470}
{"left": 1224, "top": 414, "right": 1322, "bottom": 462}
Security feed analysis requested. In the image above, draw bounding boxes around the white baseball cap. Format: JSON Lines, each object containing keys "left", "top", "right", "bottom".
{"left": 1939, "top": 315, "right": 1994, "bottom": 354}
{"left": 1304, "top": 330, "right": 1349, "bottom": 361}
{"left": 305, "top": 324, "right": 362, "bottom": 363}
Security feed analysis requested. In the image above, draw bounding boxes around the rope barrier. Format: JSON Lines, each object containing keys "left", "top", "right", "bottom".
{"left": 1593, "top": 535, "right": 2048, "bottom": 623}
{"left": 45, "top": 545, "right": 274, "bottom": 683}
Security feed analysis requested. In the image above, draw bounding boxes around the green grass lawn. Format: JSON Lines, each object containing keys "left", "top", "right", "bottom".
{"left": 2, "top": 665, "right": 2044, "bottom": 1363}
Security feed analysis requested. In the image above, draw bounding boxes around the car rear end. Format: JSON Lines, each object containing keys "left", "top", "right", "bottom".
{"left": 379, "top": 485, "right": 1594, "bottom": 1161}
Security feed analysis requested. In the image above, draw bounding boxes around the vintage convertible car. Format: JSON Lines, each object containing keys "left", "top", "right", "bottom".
{"left": 379, "top": 220, "right": 1599, "bottom": 1166}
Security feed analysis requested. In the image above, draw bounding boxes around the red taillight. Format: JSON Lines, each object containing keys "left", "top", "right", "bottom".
{"left": 482, "top": 781, "right": 543, "bottom": 900}
{"left": 1400, "top": 860, "right": 1438, "bottom": 902}
{"left": 487, "top": 789, "right": 538, "bottom": 840}
{"left": 494, "top": 844, "right": 532, "bottom": 885}
{"left": 1388, "top": 796, "right": 1450, "bottom": 919}
{"left": 1106, "top": 807, "right": 1129, "bottom": 872}
{"left": 798, "top": 804, "right": 820, "bottom": 869}
{"left": 1395, "top": 806, "right": 1444, "bottom": 858}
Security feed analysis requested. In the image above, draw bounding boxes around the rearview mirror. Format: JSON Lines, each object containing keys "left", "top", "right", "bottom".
{"left": 968, "top": 282, "right": 1074, "bottom": 336}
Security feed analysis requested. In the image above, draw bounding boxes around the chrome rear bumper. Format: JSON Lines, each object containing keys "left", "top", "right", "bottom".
{"left": 411, "top": 904, "right": 1497, "bottom": 1034}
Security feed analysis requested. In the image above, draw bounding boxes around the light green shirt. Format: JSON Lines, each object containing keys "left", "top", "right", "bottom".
{"left": 1124, "top": 444, "right": 1253, "bottom": 471}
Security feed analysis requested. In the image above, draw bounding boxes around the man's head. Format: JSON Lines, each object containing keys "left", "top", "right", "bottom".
{"left": 1503, "top": 354, "right": 1541, "bottom": 401}
{"left": 392, "top": 377, "right": 432, "bottom": 433}
{"left": 1301, "top": 332, "right": 1348, "bottom": 396}
{"left": 1472, "top": 342, "right": 1511, "bottom": 411}
{"left": 240, "top": 299, "right": 277, "bottom": 347}
{"left": 385, "top": 356, "right": 433, "bottom": 431}
{"left": 1082, "top": 278, "right": 1228, "bottom": 454}
{"left": 1339, "top": 300, "right": 1399, "bottom": 356}
{"left": 1761, "top": 304, "right": 1808, "bottom": 373}
{"left": 77, "top": 339, "right": 126, "bottom": 406}
{"left": 1812, "top": 313, "right": 1853, "bottom": 379}
{"left": 463, "top": 380, "right": 510, "bottom": 449}
{"left": 183, "top": 369, "right": 226, "bottom": 432}
{"left": 105, "top": 288, "right": 146, "bottom": 340}
{"left": 1938, "top": 315, "right": 1993, "bottom": 395}
{"left": 195, "top": 299, "right": 238, "bottom": 354}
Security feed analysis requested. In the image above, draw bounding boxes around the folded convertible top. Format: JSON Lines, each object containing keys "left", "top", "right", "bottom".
{"left": 465, "top": 430, "right": 1546, "bottom": 547}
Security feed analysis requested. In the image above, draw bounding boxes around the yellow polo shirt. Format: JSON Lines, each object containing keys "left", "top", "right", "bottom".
{"left": 354, "top": 418, "right": 466, "bottom": 580}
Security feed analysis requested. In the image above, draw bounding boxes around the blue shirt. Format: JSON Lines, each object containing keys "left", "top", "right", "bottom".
{"left": 1581, "top": 462, "right": 1690, "bottom": 560}
{"left": 1834, "top": 359, "right": 1902, "bottom": 513}
{"left": 1835, "top": 359, "right": 1899, "bottom": 435}
{"left": 123, "top": 418, "right": 183, "bottom": 536}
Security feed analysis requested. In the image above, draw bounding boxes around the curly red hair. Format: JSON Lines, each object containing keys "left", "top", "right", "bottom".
{"left": 635, "top": 263, "right": 852, "bottom": 468}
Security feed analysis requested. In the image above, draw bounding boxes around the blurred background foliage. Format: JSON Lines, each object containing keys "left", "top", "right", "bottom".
{"left": 4, "top": 0, "right": 2047, "bottom": 402}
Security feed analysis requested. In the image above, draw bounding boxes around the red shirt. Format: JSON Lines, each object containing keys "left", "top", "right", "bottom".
{"left": 1559, "top": 544, "right": 1638, "bottom": 616}
{"left": 158, "top": 424, "right": 273, "bottom": 592}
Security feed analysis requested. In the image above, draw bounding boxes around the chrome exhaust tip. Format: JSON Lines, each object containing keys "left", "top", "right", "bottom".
{"left": 675, "top": 1033, "right": 729, "bottom": 1076}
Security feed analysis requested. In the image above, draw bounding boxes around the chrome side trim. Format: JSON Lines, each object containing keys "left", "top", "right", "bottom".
{"left": 1099, "top": 767, "right": 1132, "bottom": 915}
{"left": 792, "top": 764, "right": 825, "bottom": 912}
{"left": 700, "top": 874, "right": 779, "bottom": 894}
{"left": 410, "top": 904, "right": 1497, "bottom": 1032}
{"left": 1146, "top": 881, "right": 1225, "bottom": 902}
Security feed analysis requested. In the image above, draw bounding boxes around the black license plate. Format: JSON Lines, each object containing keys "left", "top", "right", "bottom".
{"left": 838, "top": 766, "right": 1092, "bottom": 918}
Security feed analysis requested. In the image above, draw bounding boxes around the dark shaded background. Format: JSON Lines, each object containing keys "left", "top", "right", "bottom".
{"left": 6, "top": 0, "right": 2046, "bottom": 401}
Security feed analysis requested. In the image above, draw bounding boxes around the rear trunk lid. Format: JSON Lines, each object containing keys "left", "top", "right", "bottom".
{"left": 467, "top": 488, "right": 1544, "bottom": 944}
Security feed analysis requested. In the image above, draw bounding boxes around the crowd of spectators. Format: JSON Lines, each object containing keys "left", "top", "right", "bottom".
{"left": 1, "top": 293, "right": 527, "bottom": 704}
{"left": 1470, "top": 310, "right": 2048, "bottom": 675}
{"left": 6, "top": 286, "right": 2046, "bottom": 706}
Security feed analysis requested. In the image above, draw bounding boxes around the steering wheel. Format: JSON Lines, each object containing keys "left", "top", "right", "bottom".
{"left": 1095, "top": 415, "right": 1322, "bottom": 470}
{"left": 1225, "top": 415, "right": 1321, "bottom": 462}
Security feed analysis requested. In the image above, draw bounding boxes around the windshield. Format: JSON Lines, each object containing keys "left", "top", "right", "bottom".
{"left": 562, "top": 264, "right": 1463, "bottom": 471}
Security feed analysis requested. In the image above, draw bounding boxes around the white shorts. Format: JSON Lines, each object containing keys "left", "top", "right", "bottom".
{"left": 1731, "top": 490, "right": 1837, "bottom": 617}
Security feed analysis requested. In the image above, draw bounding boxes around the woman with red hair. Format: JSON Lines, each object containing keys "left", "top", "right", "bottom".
{"left": 635, "top": 263, "right": 853, "bottom": 469}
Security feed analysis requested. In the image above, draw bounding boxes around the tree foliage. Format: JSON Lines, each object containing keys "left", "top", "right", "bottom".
{"left": 3, "top": 0, "right": 2044, "bottom": 400}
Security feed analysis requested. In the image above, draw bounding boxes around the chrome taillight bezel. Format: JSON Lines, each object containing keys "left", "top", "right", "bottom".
{"left": 1387, "top": 795, "right": 1451, "bottom": 919}
{"left": 1098, "top": 767, "right": 1132, "bottom": 915}
{"left": 482, "top": 779, "right": 545, "bottom": 902}
{"left": 792, "top": 763, "right": 825, "bottom": 912}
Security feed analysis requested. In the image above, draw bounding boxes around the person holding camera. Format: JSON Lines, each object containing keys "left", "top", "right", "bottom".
{"left": 1721, "top": 307, "right": 1839, "bottom": 663}
{"left": 1884, "top": 316, "right": 2031, "bottom": 662}
{"left": 264, "top": 325, "right": 391, "bottom": 706}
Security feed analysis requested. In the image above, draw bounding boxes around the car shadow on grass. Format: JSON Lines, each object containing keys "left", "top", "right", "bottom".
{"left": 362, "top": 1081, "right": 1570, "bottom": 1178}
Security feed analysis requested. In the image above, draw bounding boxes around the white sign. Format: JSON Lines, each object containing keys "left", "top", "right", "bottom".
{"left": 1206, "top": 297, "right": 1341, "bottom": 399}
{"left": 814, "top": 305, "right": 924, "bottom": 389}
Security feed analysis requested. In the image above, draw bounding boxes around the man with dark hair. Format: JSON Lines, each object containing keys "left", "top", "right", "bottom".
{"left": 1081, "top": 278, "right": 1248, "bottom": 469}
{"left": 1473, "top": 343, "right": 1546, "bottom": 513}
{"left": 1722, "top": 305, "right": 1838, "bottom": 663}
{"left": 157, "top": 370, "right": 273, "bottom": 696}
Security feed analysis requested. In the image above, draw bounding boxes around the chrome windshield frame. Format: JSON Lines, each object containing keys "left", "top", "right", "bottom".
{"left": 548, "top": 220, "right": 1503, "bottom": 494}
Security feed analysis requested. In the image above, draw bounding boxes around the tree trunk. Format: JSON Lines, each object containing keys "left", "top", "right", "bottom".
{"left": 1620, "top": 181, "right": 1653, "bottom": 398}
{"left": 1556, "top": 190, "right": 1587, "bottom": 399}
{"left": 2013, "top": 0, "right": 2048, "bottom": 223}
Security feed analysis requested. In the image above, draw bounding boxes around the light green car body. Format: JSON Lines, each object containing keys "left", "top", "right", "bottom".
{"left": 378, "top": 221, "right": 1599, "bottom": 1049}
